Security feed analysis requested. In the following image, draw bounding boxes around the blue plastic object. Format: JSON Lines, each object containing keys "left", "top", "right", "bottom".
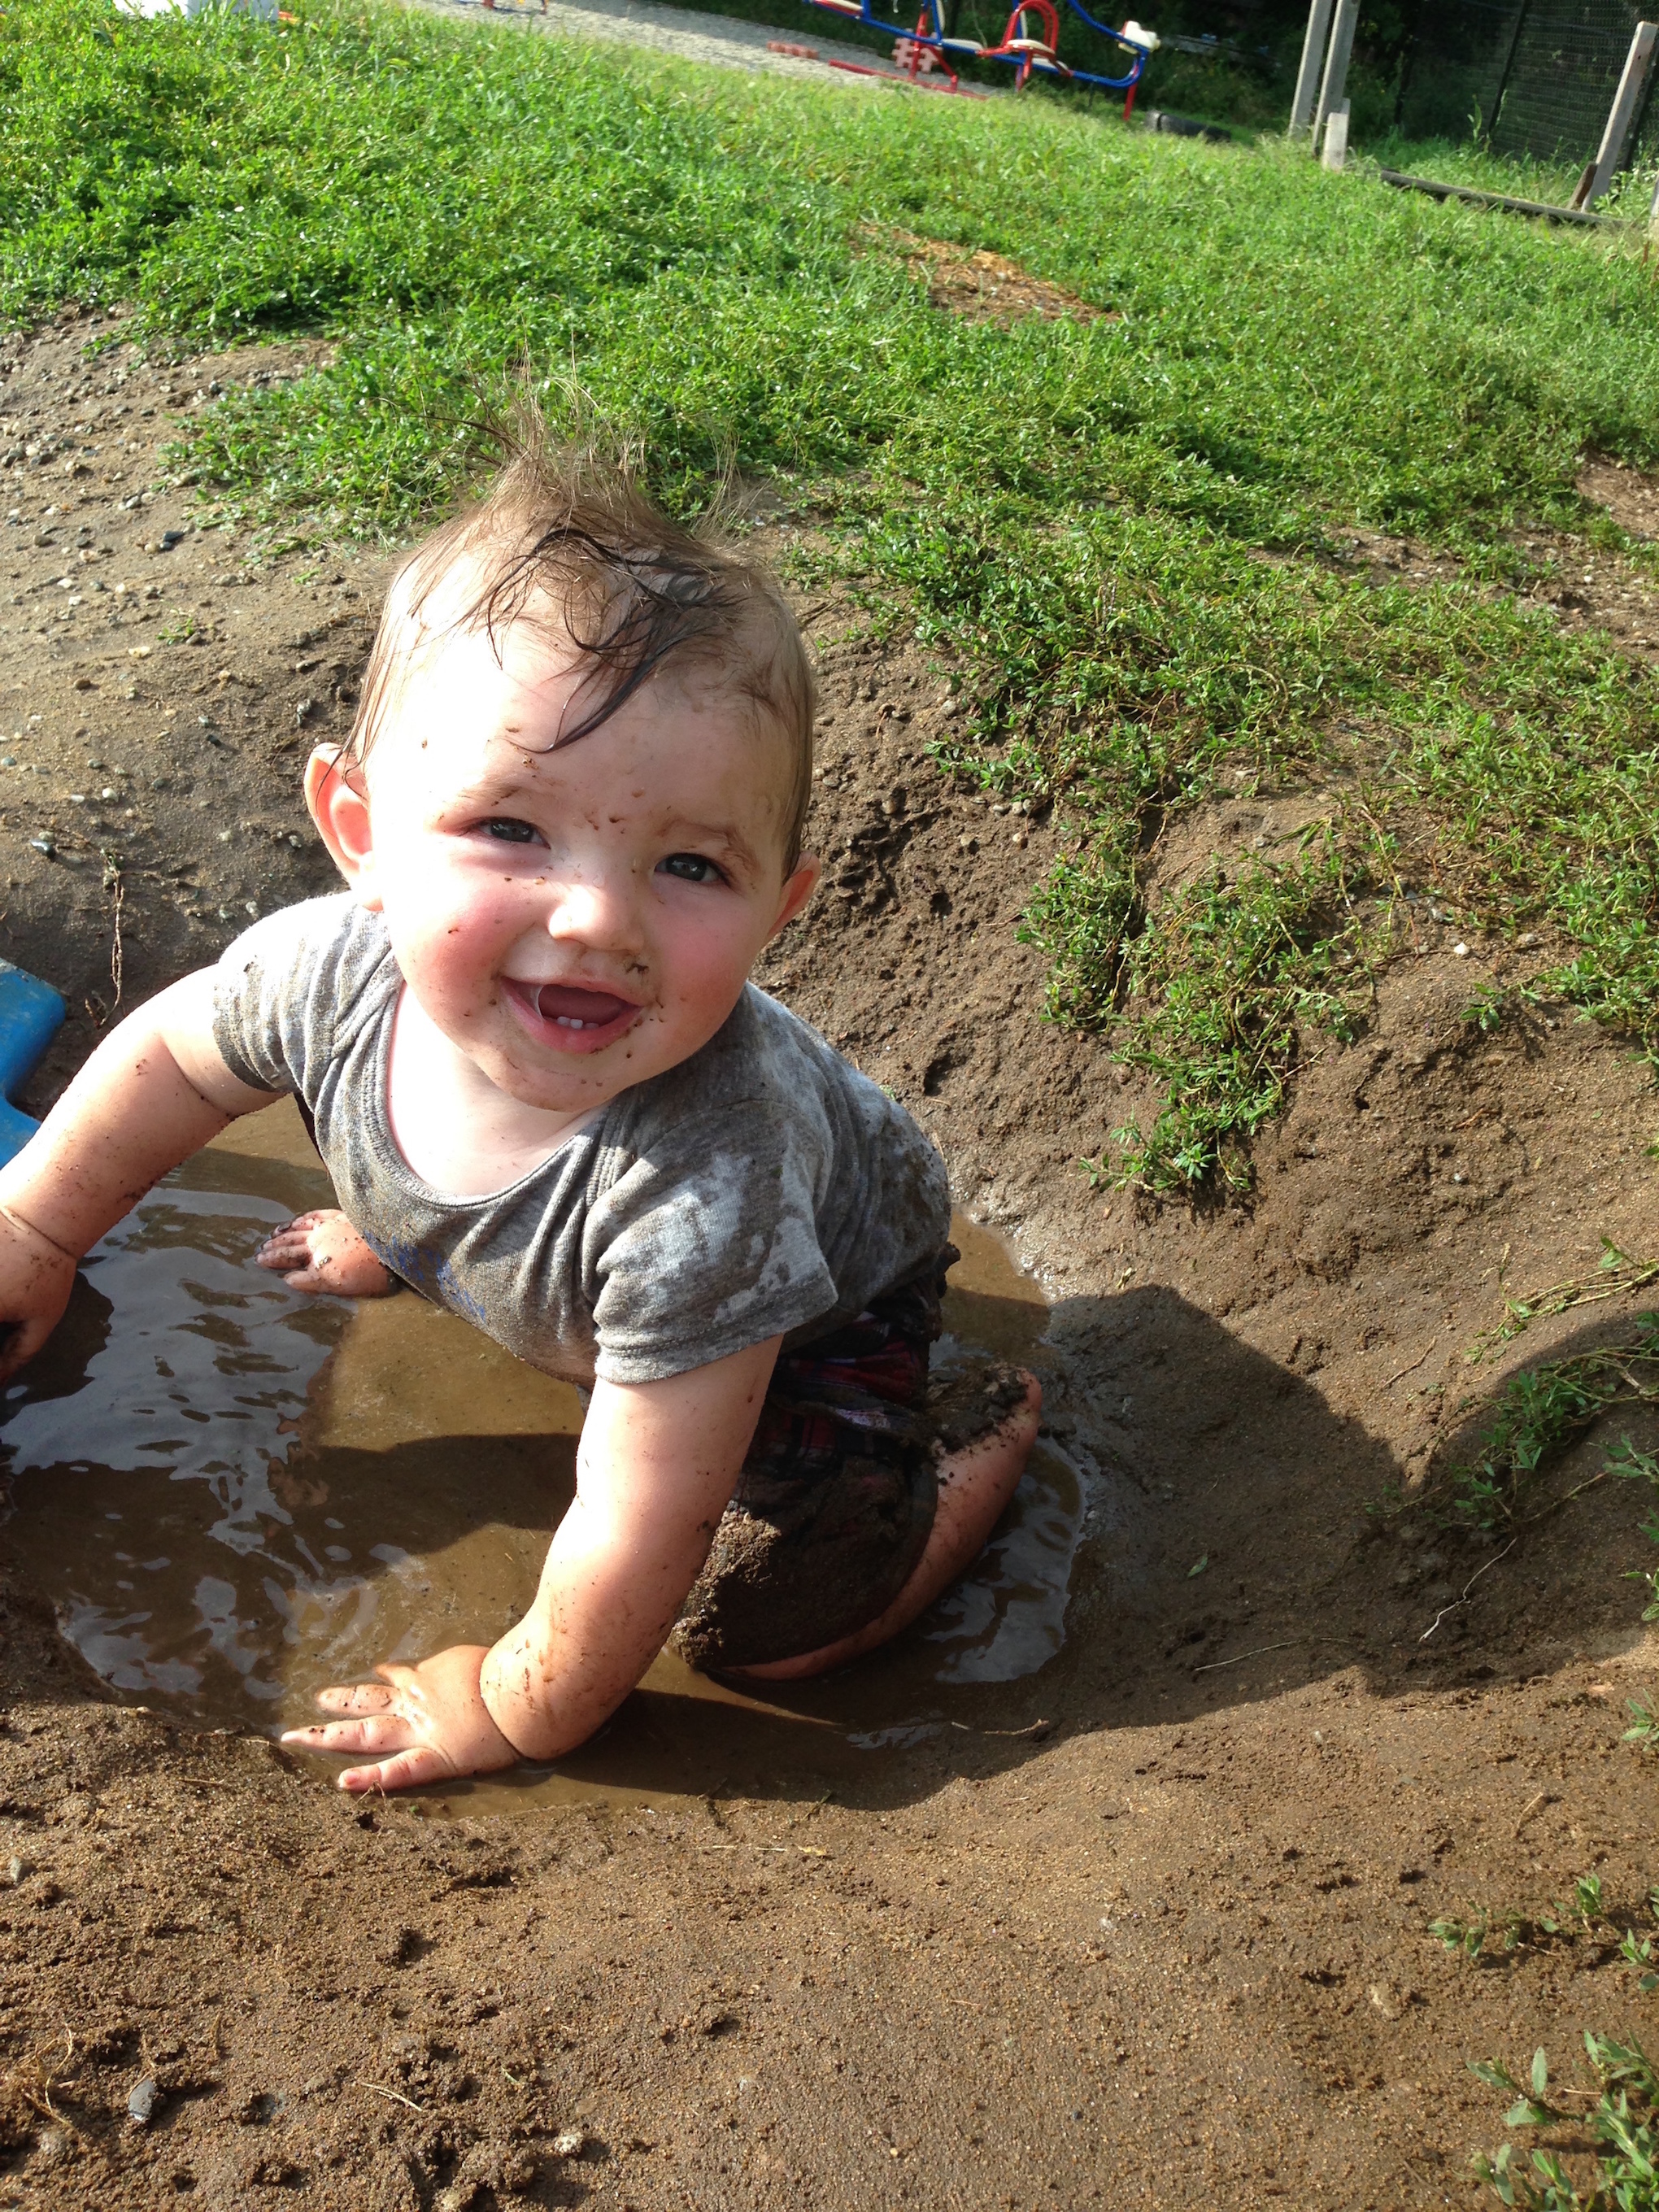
{"left": 0, "top": 959, "right": 67, "bottom": 1165}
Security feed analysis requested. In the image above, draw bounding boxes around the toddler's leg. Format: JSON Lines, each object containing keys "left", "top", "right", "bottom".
{"left": 733, "top": 1371, "right": 1041, "bottom": 1682}
{"left": 255, "top": 1210, "right": 395, "bottom": 1298}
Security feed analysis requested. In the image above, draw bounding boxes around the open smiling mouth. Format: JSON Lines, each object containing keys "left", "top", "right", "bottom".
{"left": 503, "top": 979, "right": 641, "bottom": 1039}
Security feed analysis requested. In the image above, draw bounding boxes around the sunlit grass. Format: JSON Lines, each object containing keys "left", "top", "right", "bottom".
{"left": 6, "top": 0, "right": 1659, "bottom": 1186}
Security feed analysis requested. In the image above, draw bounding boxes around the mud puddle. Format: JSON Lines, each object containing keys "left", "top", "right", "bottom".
{"left": 0, "top": 1101, "right": 1083, "bottom": 1811}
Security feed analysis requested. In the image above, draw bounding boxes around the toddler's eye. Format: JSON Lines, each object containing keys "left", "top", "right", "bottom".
{"left": 658, "top": 852, "right": 725, "bottom": 885}
{"left": 479, "top": 817, "right": 543, "bottom": 846}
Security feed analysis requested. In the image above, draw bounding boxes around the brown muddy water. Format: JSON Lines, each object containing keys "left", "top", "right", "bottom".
{"left": 0, "top": 1103, "right": 1086, "bottom": 1812}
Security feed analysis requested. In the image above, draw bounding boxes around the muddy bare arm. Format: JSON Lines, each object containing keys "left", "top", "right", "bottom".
{"left": 483, "top": 1341, "right": 780, "bottom": 1755}
{"left": 0, "top": 969, "right": 276, "bottom": 1373}
{"left": 281, "top": 1339, "right": 781, "bottom": 1792}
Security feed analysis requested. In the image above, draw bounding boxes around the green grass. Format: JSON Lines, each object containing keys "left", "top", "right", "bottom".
{"left": 1472, "top": 2036, "right": 1659, "bottom": 2210}
{"left": 7, "top": 0, "right": 1659, "bottom": 1187}
{"left": 1437, "top": 1327, "right": 1659, "bottom": 1534}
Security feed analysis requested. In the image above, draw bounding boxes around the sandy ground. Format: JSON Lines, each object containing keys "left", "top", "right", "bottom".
{"left": 2, "top": 304, "right": 1659, "bottom": 2210}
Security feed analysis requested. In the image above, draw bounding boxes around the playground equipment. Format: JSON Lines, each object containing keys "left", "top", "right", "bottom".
{"left": 0, "top": 961, "right": 66, "bottom": 1167}
{"left": 802, "top": 0, "right": 1157, "bottom": 100}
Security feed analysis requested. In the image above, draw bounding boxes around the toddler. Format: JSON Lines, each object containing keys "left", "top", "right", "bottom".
{"left": 0, "top": 438, "right": 1039, "bottom": 1792}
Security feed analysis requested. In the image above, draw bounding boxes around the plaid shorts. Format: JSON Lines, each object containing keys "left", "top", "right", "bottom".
{"left": 668, "top": 1244, "right": 960, "bottom": 1674}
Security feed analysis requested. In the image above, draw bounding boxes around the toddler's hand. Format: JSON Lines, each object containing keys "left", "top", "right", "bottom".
{"left": 280, "top": 1645, "right": 521, "bottom": 1792}
{"left": 0, "top": 1208, "right": 78, "bottom": 1382}
{"left": 256, "top": 1209, "right": 395, "bottom": 1298}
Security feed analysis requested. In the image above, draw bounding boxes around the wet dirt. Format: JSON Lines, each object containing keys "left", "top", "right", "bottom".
{"left": 2, "top": 1102, "right": 1081, "bottom": 1818}
{"left": 2, "top": 308, "right": 1659, "bottom": 2210}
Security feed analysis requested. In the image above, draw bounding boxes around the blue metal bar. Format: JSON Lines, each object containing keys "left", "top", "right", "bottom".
{"left": 803, "top": 0, "right": 1147, "bottom": 90}
{"left": 1059, "top": 0, "right": 1143, "bottom": 68}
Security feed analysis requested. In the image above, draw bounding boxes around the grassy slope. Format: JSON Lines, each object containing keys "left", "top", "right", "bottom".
{"left": 5, "top": 0, "right": 1659, "bottom": 1186}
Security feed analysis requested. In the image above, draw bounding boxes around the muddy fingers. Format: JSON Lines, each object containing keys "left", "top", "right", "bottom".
{"left": 255, "top": 1208, "right": 396, "bottom": 1298}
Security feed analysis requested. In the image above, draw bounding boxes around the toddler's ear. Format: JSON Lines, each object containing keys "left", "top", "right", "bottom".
{"left": 304, "top": 747, "right": 381, "bottom": 908}
{"left": 769, "top": 854, "right": 820, "bottom": 941}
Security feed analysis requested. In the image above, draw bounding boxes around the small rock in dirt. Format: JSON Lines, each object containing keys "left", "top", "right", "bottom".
{"left": 1368, "top": 1980, "right": 1410, "bottom": 2020}
{"left": 4, "top": 1855, "right": 28, "bottom": 1886}
{"left": 159, "top": 529, "right": 186, "bottom": 551}
{"left": 128, "top": 2075, "right": 163, "bottom": 2127}
{"left": 549, "top": 2127, "right": 586, "bottom": 2159}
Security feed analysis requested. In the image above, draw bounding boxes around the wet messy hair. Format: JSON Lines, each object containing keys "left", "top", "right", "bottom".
{"left": 344, "top": 427, "right": 816, "bottom": 873}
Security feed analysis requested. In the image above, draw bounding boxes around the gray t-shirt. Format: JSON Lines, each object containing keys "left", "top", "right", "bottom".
{"left": 211, "top": 895, "right": 951, "bottom": 1387}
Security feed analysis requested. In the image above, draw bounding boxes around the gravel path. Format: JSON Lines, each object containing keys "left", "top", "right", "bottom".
{"left": 403, "top": 0, "right": 999, "bottom": 96}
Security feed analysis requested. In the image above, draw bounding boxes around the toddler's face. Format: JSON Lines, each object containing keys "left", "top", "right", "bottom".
{"left": 308, "top": 618, "right": 816, "bottom": 1117}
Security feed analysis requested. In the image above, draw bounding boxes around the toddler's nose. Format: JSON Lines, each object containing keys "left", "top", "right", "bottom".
{"left": 545, "top": 869, "right": 643, "bottom": 956}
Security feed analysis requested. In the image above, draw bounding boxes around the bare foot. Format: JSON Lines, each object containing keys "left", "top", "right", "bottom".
{"left": 733, "top": 1371, "right": 1043, "bottom": 1683}
{"left": 255, "top": 1209, "right": 395, "bottom": 1298}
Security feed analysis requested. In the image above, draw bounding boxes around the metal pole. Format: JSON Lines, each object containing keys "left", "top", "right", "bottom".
{"left": 1487, "top": 0, "right": 1531, "bottom": 146}
{"left": 1573, "top": 20, "right": 1658, "bottom": 208}
{"left": 1288, "top": 0, "right": 1335, "bottom": 140}
{"left": 1312, "top": 0, "right": 1360, "bottom": 150}
{"left": 1393, "top": 0, "right": 1425, "bottom": 128}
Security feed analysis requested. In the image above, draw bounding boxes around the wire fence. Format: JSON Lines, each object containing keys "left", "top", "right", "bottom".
{"left": 1397, "top": 0, "right": 1659, "bottom": 170}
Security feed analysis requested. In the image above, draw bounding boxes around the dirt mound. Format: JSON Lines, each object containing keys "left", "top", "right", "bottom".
{"left": 890, "top": 230, "right": 1113, "bottom": 325}
{"left": 0, "top": 308, "right": 381, "bottom": 1103}
{"left": 1579, "top": 455, "right": 1659, "bottom": 541}
{"left": 2, "top": 311, "right": 1658, "bottom": 2209}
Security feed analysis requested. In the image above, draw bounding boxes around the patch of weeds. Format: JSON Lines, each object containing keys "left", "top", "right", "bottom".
{"left": 155, "top": 613, "right": 198, "bottom": 646}
{"left": 1471, "top": 2033, "right": 1659, "bottom": 2209}
{"left": 1462, "top": 981, "right": 1542, "bottom": 1038}
{"left": 1626, "top": 1697, "right": 1659, "bottom": 1753}
{"left": 1443, "top": 1321, "right": 1659, "bottom": 1532}
{"left": 1619, "top": 1905, "right": 1659, "bottom": 1995}
{"left": 1430, "top": 1876, "right": 1647, "bottom": 1971}
{"left": 1470, "top": 1243, "right": 1659, "bottom": 1364}
{"left": 1070, "top": 837, "right": 1374, "bottom": 1194}
{"left": 1610, "top": 1440, "right": 1659, "bottom": 1630}
{"left": 912, "top": 507, "right": 1659, "bottom": 1191}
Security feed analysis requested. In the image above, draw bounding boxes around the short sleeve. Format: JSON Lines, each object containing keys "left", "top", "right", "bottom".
{"left": 210, "top": 895, "right": 372, "bottom": 1103}
{"left": 585, "top": 1108, "right": 839, "bottom": 1383}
